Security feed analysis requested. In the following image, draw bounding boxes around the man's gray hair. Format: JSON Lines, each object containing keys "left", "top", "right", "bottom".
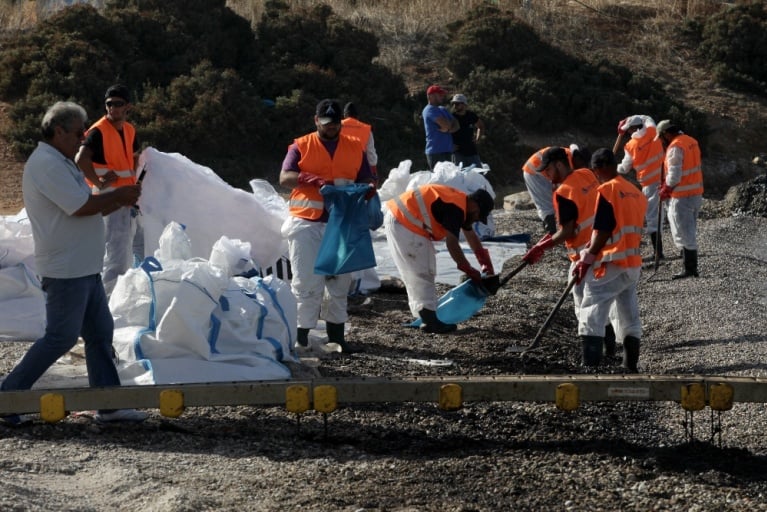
{"left": 41, "top": 101, "right": 87, "bottom": 140}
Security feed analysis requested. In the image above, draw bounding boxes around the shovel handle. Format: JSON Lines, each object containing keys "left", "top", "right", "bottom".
{"left": 524, "top": 277, "right": 578, "bottom": 353}
{"left": 498, "top": 260, "right": 528, "bottom": 288}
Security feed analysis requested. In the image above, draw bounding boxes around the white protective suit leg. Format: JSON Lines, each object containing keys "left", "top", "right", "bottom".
{"left": 383, "top": 211, "right": 437, "bottom": 317}
{"left": 578, "top": 265, "right": 641, "bottom": 340}
{"left": 668, "top": 195, "right": 702, "bottom": 250}
{"left": 102, "top": 206, "right": 137, "bottom": 297}
{"left": 643, "top": 183, "right": 660, "bottom": 235}
{"left": 523, "top": 171, "right": 555, "bottom": 222}
{"left": 284, "top": 217, "right": 351, "bottom": 328}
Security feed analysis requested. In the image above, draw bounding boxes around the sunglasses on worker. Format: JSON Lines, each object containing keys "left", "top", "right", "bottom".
{"left": 105, "top": 100, "right": 126, "bottom": 108}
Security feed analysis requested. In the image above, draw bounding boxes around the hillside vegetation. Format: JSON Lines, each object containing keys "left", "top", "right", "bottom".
{"left": 0, "top": 0, "right": 764, "bottom": 195}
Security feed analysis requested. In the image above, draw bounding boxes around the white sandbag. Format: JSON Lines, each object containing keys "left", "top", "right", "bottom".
{"left": 0, "top": 264, "right": 45, "bottom": 341}
{"left": 209, "top": 236, "right": 255, "bottom": 277}
{"left": 137, "top": 147, "right": 287, "bottom": 270}
{"left": 154, "top": 221, "right": 192, "bottom": 262}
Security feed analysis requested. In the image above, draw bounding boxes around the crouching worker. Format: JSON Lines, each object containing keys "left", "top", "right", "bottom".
{"left": 1, "top": 101, "right": 147, "bottom": 425}
{"left": 384, "top": 184, "right": 495, "bottom": 333}
{"left": 573, "top": 149, "right": 648, "bottom": 372}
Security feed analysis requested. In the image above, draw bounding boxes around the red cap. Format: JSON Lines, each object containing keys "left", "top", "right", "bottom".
{"left": 426, "top": 85, "right": 447, "bottom": 95}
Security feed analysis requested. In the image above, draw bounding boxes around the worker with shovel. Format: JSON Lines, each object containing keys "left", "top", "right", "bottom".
{"left": 573, "top": 148, "right": 647, "bottom": 371}
{"left": 384, "top": 184, "right": 495, "bottom": 333}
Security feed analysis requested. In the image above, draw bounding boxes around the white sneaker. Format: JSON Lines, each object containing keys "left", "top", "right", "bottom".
{"left": 94, "top": 408, "right": 149, "bottom": 423}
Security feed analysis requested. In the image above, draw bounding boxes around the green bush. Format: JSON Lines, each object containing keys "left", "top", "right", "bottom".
{"left": 698, "top": 3, "right": 767, "bottom": 96}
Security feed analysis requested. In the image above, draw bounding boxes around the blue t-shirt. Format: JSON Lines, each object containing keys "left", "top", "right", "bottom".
{"left": 422, "top": 104, "right": 455, "bottom": 154}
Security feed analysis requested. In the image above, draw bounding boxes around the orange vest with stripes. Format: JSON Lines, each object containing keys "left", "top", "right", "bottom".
{"left": 341, "top": 118, "right": 372, "bottom": 148}
{"left": 667, "top": 134, "right": 703, "bottom": 198}
{"left": 86, "top": 116, "right": 136, "bottom": 192}
{"left": 624, "top": 126, "right": 664, "bottom": 187}
{"left": 522, "top": 146, "right": 574, "bottom": 176}
{"left": 387, "top": 184, "right": 466, "bottom": 241}
{"left": 554, "top": 168, "right": 599, "bottom": 261}
{"left": 593, "top": 176, "right": 648, "bottom": 278}
{"left": 288, "top": 132, "right": 364, "bottom": 221}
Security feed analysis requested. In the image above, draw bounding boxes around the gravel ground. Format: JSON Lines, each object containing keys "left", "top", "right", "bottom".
{"left": 1, "top": 179, "right": 767, "bottom": 511}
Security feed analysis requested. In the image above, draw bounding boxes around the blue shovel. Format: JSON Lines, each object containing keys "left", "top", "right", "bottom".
{"left": 410, "top": 260, "right": 528, "bottom": 328}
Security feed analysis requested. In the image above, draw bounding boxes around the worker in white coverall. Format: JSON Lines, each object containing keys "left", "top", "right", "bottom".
{"left": 615, "top": 114, "right": 666, "bottom": 260}
{"left": 384, "top": 184, "right": 495, "bottom": 334}
{"left": 573, "top": 148, "right": 648, "bottom": 371}
{"left": 279, "top": 99, "right": 376, "bottom": 353}
{"left": 655, "top": 120, "right": 704, "bottom": 280}
{"left": 521, "top": 145, "right": 591, "bottom": 235}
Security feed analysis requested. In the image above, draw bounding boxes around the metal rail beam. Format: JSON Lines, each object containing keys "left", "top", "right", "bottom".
{"left": 1, "top": 375, "right": 766, "bottom": 418}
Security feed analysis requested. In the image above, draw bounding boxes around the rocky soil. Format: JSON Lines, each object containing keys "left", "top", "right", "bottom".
{"left": 2, "top": 178, "right": 767, "bottom": 511}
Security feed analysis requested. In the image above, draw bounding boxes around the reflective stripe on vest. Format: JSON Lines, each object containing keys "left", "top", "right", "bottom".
{"left": 668, "top": 134, "right": 703, "bottom": 198}
{"left": 593, "top": 177, "right": 648, "bottom": 278}
{"left": 388, "top": 184, "right": 466, "bottom": 241}
{"left": 554, "top": 168, "right": 600, "bottom": 262}
{"left": 625, "top": 128, "right": 664, "bottom": 187}
{"left": 287, "top": 133, "right": 363, "bottom": 220}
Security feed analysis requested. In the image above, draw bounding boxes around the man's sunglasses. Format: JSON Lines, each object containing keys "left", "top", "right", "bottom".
{"left": 106, "top": 100, "right": 126, "bottom": 108}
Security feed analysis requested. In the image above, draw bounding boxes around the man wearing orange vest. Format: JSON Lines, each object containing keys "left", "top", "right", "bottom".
{"left": 342, "top": 102, "right": 378, "bottom": 178}
{"left": 521, "top": 145, "right": 591, "bottom": 235}
{"left": 573, "top": 148, "right": 648, "bottom": 371}
{"left": 655, "top": 120, "right": 704, "bottom": 279}
{"left": 384, "top": 184, "right": 495, "bottom": 334}
{"left": 522, "top": 146, "right": 626, "bottom": 360}
{"left": 75, "top": 84, "right": 141, "bottom": 297}
{"left": 279, "top": 99, "right": 377, "bottom": 353}
{"left": 615, "top": 115, "right": 666, "bottom": 260}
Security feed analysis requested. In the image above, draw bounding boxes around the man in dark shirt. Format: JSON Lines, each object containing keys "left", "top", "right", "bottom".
{"left": 450, "top": 94, "right": 485, "bottom": 168}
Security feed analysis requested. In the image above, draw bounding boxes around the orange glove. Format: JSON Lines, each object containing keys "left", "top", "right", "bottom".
{"left": 572, "top": 250, "right": 596, "bottom": 284}
{"left": 522, "top": 233, "right": 556, "bottom": 265}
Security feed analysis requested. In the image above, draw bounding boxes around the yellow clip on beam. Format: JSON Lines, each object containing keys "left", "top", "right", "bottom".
{"left": 709, "top": 382, "right": 734, "bottom": 411}
{"left": 439, "top": 383, "right": 463, "bottom": 411}
{"left": 556, "top": 383, "right": 580, "bottom": 411}
{"left": 39, "top": 393, "right": 66, "bottom": 423}
{"left": 314, "top": 385, "right": 338, "bottom": 414}
{"left": 286, "top": 385, "right": 310, "bottom": 414}
{"left": 159, "top": 389, "right": 185, "bottom": 418}
{"left": 681, "top": 382, "right": 706, "bottom": 411}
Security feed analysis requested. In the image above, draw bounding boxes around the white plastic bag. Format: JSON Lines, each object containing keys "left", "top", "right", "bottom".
{"left": 154, "top": 221, "right": 192, "bottom": 262}
{"left": 209, "top": 235, "right": 255, "bottom": 277}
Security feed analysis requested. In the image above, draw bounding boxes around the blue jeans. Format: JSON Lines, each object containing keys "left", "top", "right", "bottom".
{"left": 1, "top": 274, "right": 120, "bottom": 391}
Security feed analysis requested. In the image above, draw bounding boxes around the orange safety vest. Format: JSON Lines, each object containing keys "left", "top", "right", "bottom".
{"left": 86, "top": 116, "right": 136, "bottom": 192}
{"left": 341, "top": 118, "right": 372, "bottom": 148}
{"left": 387, "top": 184, "right": 466, "bottom": 241}
{"left": 522, "top": 146, "right": 574, "bottom": 175}
{"left": 287, "top": 132, "right": 364, "bottom": 221}
{"left": 593, "top": 176, "right": 648, "bottom": 278}
{"left": 624, "top": 126, "right": 664, "bottom": 187}
{"left": 667, "top": 134, "right": 703, "bottom": 198}
{"left": 554, "top": 168, "right": 600, "bottom": 261}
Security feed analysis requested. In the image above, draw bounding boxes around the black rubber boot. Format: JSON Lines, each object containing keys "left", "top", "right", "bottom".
{"left": 623, "top": 336, "right": 640, "bottom": 372}
{"left": 604, "top": 324, "right": 616, "bottom": 358}
{"left": 580, "top": 335, "right": 603, "bottom": 367}
{"left": 418, "top": 308, "right": 457, "bottom": 334}
{"left": 543, "top": 214, "right": 557, "bottom": 235}
{"left": 327, "top": 322, "right": 361, "bottom": 353}
{"left": 672, "top": 249, "right": 699, "bottom": 279}
{"left": 296, "top": 328, "right": 310, "bottom": 347}
{"left": 650, "top": 232, "right": 664, "bottom": 260}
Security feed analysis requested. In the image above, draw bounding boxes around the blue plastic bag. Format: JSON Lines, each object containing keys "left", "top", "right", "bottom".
{"left": 314, "top": 184, "right": 378, "bottom": 275}
{"left": 410, "top": 279, "right": 489, "bottom": 327}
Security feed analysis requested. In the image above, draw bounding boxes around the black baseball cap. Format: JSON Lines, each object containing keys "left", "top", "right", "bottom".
{"left": 469, "top": 188, "right": 494, "bottom": 224}
{"left": 534, "top": 146, "right": 568, "bottom": 172}
{"left": 316, "top": 99, "right": 342, "bottom": 125}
